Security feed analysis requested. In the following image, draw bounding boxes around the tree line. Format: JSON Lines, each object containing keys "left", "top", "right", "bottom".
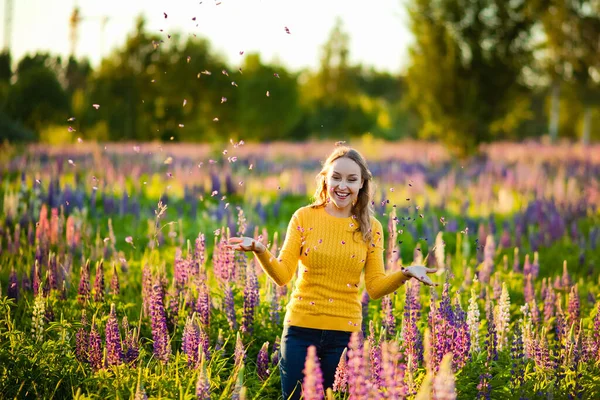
{"left": 0, "top": 0, "right": 598, "bottom": 156}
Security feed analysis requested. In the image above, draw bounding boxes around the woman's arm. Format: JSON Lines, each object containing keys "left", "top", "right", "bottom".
{"left": 252, "top": 211, "right": 304, "bottom": 286}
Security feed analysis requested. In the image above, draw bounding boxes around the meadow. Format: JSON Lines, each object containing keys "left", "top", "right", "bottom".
{"left": 0, "top": 139, "right": 599, "bottom": 399}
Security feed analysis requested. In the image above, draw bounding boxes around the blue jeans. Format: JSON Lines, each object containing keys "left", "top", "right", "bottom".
{"left": 279, "top": 325, "right": 352, "bottom": 400}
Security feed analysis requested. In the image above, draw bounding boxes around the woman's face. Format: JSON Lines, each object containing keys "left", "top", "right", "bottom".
{"left": 325, "top": 157, "right": 363, "bottom": 210}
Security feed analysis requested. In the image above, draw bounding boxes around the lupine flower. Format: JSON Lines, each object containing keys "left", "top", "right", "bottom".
{"left": 380, "top": 340, "right": 406, "bottom": 398}
{"left": 512, "top": 247, "right": 520, "bottom": 273}
{"left": 224, "top": 282, "right": 237, "bottom": 331}
{"left": 75, "top": 310, "right": 89, "bottom": 363}
{"left": 543, "top": 286, "right": 556, "bottom": 323}
{"left": 215, "top": 328, "right": 225, "bottom": 353}
{"left": 433, "top": 353, "right": 456, "bottom": 400}
{"left": 381, "top": 294, "right": 396, "bottom": 337}
{"left": 347, "top": 332, "right": 367, "bottom": 397}
{"left": 196, "top": 352, "right": 211, "bottom": 399}
{"left": 567, "top": 284, "right": 580, "bottom": 329}
{"left": 361, "top": 289, "right": 370, "bottom": 333}
{"left": 94, "top": 261, "right": 105, "bottom": 302}
{"left": 510, "top": 324, "right": 525, "bottom": 388}
{"left": 231, "top": 363, "right": 245, "bottom": 400}
{"left": 368, "top": 321, "right": 383, "bottom": 388}
{"left": 78, "top": 260, "right": 91, "bottom": 303}
{"left": 530, "top": 298, "right": 540, "bottom": 326}
{"left": 256, "top": 341, "right": 270, "bottom": 381}
{"left": 524, "top": 273, "right": 534, "bottom": 304}
{"left": 533, "top": 328, "right": 554, "bottom": 371}
{"left": 122, "top": 316, "right": 139, "bottom": 365}
{"left": 302, "top": 345, "right": 324, "bottom": 400}
{"left": 31, "top": 289, "right": 46, "bottom": 342}
{"left": 194, "top": 233, "right": 207, "bottom": 279}
{"left": 234, "top": 332, "right": 245, "bottom": 366}
{"left": 523, "top": 254, "right": 531, "bottom": 276}
{"left": 141, "top": 264, "right": 152, "bottom": 317}
{"left": 196, "top": 281, "right": 211, "bottom": 328}
{"left": 105, "top": 303, "right": 123, "bottom": 366}
{"left": 495, "top": 283, "right": 511, "bottom": 351}
{"left": 561, "top": 261, "right": 571, "bottom": 288}
{"left": 150, "top": 281, "right": 170, "bottom": 363}
{"left": 333, "top": 348, "right": 348, "bottom": 393}
{"left": 402, "top": 281, "right": 423, "bottom": 375}
{"left": 110, "top": 264, "right": 120, "bottom": 295}
{"left": 88, "top": 322, "right": 103, "bottom": 371}
{"left": 485, "top": 301, "right": 498, "bottom": 361}
{"left": 531, "top": 251, "right": 540, "bottom": 278}
{"left": 199, "top": 323, "right": 211, "bottom": 361}
{"left": 467, "top": 289, "right": 480, "bottom": 353}
{"left": 182, "top": 315, "right": 200, "bottom": 367}
{"left": 241, "top": 264, "right": 259, "bottom": 334}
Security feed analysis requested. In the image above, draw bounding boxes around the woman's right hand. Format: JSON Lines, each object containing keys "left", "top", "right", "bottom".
{"left": 226, "top": 237, "right": 267, "bottom": 254}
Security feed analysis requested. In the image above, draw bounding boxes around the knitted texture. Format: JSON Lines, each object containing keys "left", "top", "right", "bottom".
{"left": 255, "top": 205, "right": 409, "bottom": 332}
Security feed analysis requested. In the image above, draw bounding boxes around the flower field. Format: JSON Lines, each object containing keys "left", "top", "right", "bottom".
{"left": 0, "top": 139, "right": 599, "bottom": 399}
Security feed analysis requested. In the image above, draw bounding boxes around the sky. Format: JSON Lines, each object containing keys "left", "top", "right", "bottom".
{"left": 2, "top": 0, "right": 414, "bottom": 73}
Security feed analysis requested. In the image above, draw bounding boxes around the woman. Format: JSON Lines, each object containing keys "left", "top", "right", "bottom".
{"left": 227, "top": 146, "right": 437, "bottom": 399}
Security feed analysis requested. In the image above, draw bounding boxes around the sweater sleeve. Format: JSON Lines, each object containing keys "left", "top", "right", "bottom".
{"left": 253, "top": 210, "right": 303, "bottom": 286}
{"left": 364, "top": 218, "right": 410, "bottom": 300}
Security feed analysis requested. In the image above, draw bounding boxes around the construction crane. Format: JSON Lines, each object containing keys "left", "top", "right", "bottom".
{"left": 69, "top": 6, "right": 111, "bottom": 59}
{"left": 3, "top": 0, "right": 13, "bottom": 52}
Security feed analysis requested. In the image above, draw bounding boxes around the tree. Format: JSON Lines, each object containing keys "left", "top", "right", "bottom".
{"left": 405, "top": 0, "right": 538, "bottom": 156}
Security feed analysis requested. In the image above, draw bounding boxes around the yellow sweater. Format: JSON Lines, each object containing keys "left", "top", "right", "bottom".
{"left": 254, "top": 205, "right": 410, "bottom": 332}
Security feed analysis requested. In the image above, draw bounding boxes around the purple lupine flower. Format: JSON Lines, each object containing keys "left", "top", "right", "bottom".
{"left": 402, "top": 281, "right": 423, "bottom": 375}
{"left": 241, "top": 264, "right": 259, "bottom": 334}
{"left": 110, "top": 264, "right": 120, "bottom": 296}
{"left": 533, "top": 329, "right": 554, "bottom": 371}
{"left": 347, "top": 332, "right": 367, "bottom": 397}
{"left": 194, "top": 233, "right": 207, "bottom": 279}
{"left": 543, "top": 286, "right": 556, "bottom": 323}
{"left": 196, "top": 352, "right": 211, "bottom": 400}
{"left": 302, "top": 345, "right": 324, "bottom": 400}
{"left": 75, "top": 310, "right": 89, "bottom": 363}
{"left": 453, "top": 295, "right": 471, "bottom": 370}
{"left": 7, "top": 268, "right": 18, "bottom": 300}
{"left": 196, "top": 281, "right": 211, "bottom": 328}
{"left": 182, "top": 316, "right": 200, "bottom": 367}
{"left": 271, "top": 335, "right": 280, "bottom": 366}
{"left": 234, "top": 332, "right": 245, "bottom": 366}
{"left": 224, "top": 282, "right": 237, "bottom": 331}
{"left": 94, "top": 260, "right": 105, "bottom": 302}
{"left": 380, "top": 340, "right": 406, "bottom": 398}
{"left": 268, "top": 281, "right": 281, "bottom": 326}
{"left": 476, "top": 370, "right": 491, "bottom": 400}
{"left": 485, "top": 302, "right": 498, "bottom": 361}
{"left": 105, "top": 303, "right": 123, "bottom": 366}
{"left": 524, "top": 274, "right": 534, "bottom": 304}
{"left": 510, "top": 325, "right": 525, "bottom": 388}
{"left": 257, "top": 341, "right": 270, "bottom": 381}
{"left": 150, "top": 281, "right": 170, "bottom": 363}
{"left": 333, "top": 348, "right": 348, "bottom": 393}
{"left": 78, "top": 260, "right": 90, "bottom": 303}
{"left": 433, "top": 353, "right": 456, "bottom": 400}
{"left": 530, "top": 298, "right": 540, "bottom": 326}
{"left": 122, "top": 316, "right": 139, "bottom": 365}
{"left": 368, "top": 321, "right": 383, "bottom": 388}
{"left": 167, "top": 285, "right": 179, "bottom": 329}
{"left": 173, "top": 248, "right": 187, "bottom": 294}
{"left": 88, "top": 322, "right": 103, "bottom": 371}
{"left": 48, "top": 253, "right": 58, "bottom": 291}
{"left": 381, "top": 294, "right": 396, "bottom": 337}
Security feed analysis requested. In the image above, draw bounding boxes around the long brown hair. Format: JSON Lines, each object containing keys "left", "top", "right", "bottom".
{"left": 310, "top": 146, "right": 375, "bottom": 243}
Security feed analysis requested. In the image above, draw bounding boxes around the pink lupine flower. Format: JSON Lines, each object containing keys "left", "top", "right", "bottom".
{"left": 302, "top": 345, "right": 324, "bottom": 400}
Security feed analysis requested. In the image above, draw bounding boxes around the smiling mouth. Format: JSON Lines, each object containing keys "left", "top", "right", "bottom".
{"left": 335, "top": 191, "right": 350, "bottom": 199}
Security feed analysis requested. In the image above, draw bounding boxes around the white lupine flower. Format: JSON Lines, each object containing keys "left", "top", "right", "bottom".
{"left": 435, "top": 232, "right": 445, "bottom": 271}
{"left": 467, "top": 288, "right": 480, "bottom": 353}
{"left": 520, "top": 303, "right": 533, "bottom": 359}
{"left": 31, "top": 290, "right": 46, "bottom": 343}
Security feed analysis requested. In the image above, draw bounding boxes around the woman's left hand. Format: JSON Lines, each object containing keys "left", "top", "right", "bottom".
{"left": 401, "top": 265, "right": 439, "bottom": 286}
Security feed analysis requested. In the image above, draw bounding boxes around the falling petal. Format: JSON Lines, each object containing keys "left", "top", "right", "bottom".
{"left": 163, "top": 12, "right": 167, "bottom": 18}
{"left": 335, "top": 141, "right": 346, "bottom": 146}
{"left": 223, "top": 150, "right": 228, "bottom": 155}
{"left": 222, "top": 69, "right": 229, "bottom": 76}
{"left": 285, "top": 26, "right": 291, "bottom": 34}
{"left": 68, "top": 126, "right": 76, "bottom": 132}
{"left": 274, "top": 73, "right": 280, "bottom": 78}
{"left": 213, "top": 117, "right": 219, "bottom": 122}
{"left": 209, "top": 159, "right": 216, "bottom": 164}
{"left": 103, "top": 237, "right": 110, "bottom": 242}
{"left": 68, "top": 159, "right": 75, "bottom": 165}
{"left": 249, "top": 164, "right": 253, "bottom": 170}
{"left": 164, "top": 157, "right": 173, "bottom": 164}
{"left": 92, "top": 104, "right": 100, "bottom": 109}
{"left": 67, "top": 117, "right": 75, "bottom": 122}
{"left": 201, "top": 70, "right": 212, "bottom": 75}
{"left": 238, "top": 181, "right": 244, "bottom": 186}
{"left": 221, "top": 97, "right": 227, "bottom": 103}
{"left": 125, "top": 236, "right": 133, "bottom": 244}
{"left": 211, "top": 190, "right": 218, "bottom": 197}
{"left": 183, "top": 99, "right": 187, "bottom": 107}
{"left": 266, "top": 91, "right": 270, "bottom": 97}
{"left": 239, "top": 50, "right": 244, "bottom": 55}
{"left": 231, "top": 81, "right": 238, "bottom": 86}
{"left": 77, "top": 137, "right": 83, "bottom": 143}
{"left": 133, "top": 146, "right": 140, "bottom": 152}
{"left": 166, "top": 172, "right": 173, "bottom": 178}
{"left": 178, "top": 124, "right": 184, "bottom": 128}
